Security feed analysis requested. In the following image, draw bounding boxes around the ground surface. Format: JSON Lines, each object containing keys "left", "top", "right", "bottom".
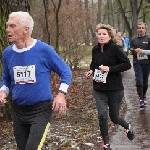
{"left": 111, "top": 62, "right": 150, "bottom": 150}
{"left": 0, "top": 69, "right": 126, "bottom": 150}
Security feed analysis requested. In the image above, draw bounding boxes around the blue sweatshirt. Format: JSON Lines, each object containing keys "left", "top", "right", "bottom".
{"left": 1, "top": 40, "right": 72, "bottom": 105}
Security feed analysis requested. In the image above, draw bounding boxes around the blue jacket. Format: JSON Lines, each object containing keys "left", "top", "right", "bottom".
{"left": 123, "top": 37, "right": 130, "bottom": 50}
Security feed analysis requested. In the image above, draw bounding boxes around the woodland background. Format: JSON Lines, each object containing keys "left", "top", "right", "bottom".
{"left": 0, "top": 0, "right": 150, "bottom": 149}
{"left": 0, "top": 0, "right": 150, "bottom": 120}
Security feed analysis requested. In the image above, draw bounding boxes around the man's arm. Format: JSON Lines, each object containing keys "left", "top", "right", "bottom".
{"left": 135, "top": 48, "right": 150, "bottom": 55}
{"left": 0, "top": 90, "right": 7, "bottom": 106}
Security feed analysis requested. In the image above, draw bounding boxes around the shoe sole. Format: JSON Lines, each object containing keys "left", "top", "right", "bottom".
{"left": 139, "top": 105, "right": 145, "bottom": 108}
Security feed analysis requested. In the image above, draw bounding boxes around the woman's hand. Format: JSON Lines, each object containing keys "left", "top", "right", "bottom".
{"left": 100, "top": 66, "right": 109, "bottom": 72}
{"left": 86, "top": 70, "right": 93, "bottom": 78}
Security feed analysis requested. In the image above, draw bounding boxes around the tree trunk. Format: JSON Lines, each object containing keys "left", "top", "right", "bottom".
{"left": 43, "top": 0, "right": 51, "bottom": 44}
{"left": 117, "top": 0, "right": 144, "bottom": 40}
{"left": 97, "top": 0, "right": 102, "bottom": 24}
{"left": 130, "top": 0, "right": 138, "bottom": 38}
{"left": 51, "top": 0, "right": 63, "bottom": 53}
{"left": 0, "top": 0, "right": 30, "bottom": 119}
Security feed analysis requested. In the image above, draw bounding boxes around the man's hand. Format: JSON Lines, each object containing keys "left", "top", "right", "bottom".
{"left": 52, "top": 92, "right": 66, "bottom": 115}
{"left": 0, "top": 91, "right": 7, "bottom": 106}
{"left": 135, "top": 48, "right": 143, "bottom": 54}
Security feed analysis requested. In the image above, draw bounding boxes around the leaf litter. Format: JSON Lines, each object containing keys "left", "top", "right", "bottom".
{"left": 0, "top": 69, "right": 127, "bottom": 150}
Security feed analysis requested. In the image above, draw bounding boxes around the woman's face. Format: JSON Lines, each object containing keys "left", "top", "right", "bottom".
{"left": 97, "top": 29, "right": 111, "bottom": 44}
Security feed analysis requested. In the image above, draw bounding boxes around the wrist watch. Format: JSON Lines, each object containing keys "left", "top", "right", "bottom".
{"left": 58, "top": 90, "right": 66, "bottom": 95}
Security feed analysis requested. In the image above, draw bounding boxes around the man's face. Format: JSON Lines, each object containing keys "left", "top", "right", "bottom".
{"left": 137, "top": 24, "right": 146, "bottom": 37}
{"left": 6, "top": 17, "right": 26, "bottom": 43}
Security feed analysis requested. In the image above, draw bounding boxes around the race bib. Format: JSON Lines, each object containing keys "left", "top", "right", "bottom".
{"left": 13, "top": 65, "right": 36, "bottom": 84}
{"left": 93, "top": 69, "right": 108, "bottom": 83}
{"left": 137, "top": 53, "right": 148, "bottom": 60}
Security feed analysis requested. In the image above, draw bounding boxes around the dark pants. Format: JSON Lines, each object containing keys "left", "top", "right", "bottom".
{"left": 12, "top": 100, "right": 52, "bottom": 150}
{"left": 133, "top": 63, "right": 150, "bottom": 100}
{"left": 93, "top": 90, "right": 129, "bottom": 144}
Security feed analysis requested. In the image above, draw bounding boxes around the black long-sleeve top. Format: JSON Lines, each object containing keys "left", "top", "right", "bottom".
{"left": 130, "top": 35, "right": 150, "bottom": 64}
{"left": 90, "top": 40, "right": 131, "bottom": 91}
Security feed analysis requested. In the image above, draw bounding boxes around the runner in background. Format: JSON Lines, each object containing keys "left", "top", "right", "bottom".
{"left": 122, "top": 32, "right": 130, "bottom": 56}
{"left": 116, "top": 32, "right": 128, "bottom": 56}
{"left": 130, "top": 22, "right": 150, "bottom": 108}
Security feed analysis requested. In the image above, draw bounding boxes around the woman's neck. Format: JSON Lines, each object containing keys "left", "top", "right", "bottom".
{"left": 101, "top": 44, "right": 104, "bottom": 52}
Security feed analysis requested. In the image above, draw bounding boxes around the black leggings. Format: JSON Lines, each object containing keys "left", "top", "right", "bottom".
{"left": 12, "top": 100, "right": 52, "bottom": 150}
{"left": 93, "top": 90, "right": 129, "bottom": 144}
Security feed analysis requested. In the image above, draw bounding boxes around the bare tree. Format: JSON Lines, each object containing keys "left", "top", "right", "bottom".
{"left": 50, "top": 0, "right": 62, "bottom": 53}
{"left": 117, "top": 0, "right": 144, "bottom": 39}
{"left": 43, "top": 0, "right": 50, "bottom": 44}
{"left": 84, "top": 0, "right": 91, "bottom": 45}
{"left": 0, "top": 0, "right": 30, "bottom": 119}
{"left": 97, "top": 0, "right": 102, "bottom": 24}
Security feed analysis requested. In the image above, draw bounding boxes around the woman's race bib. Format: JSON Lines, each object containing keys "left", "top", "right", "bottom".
{"left": 93, "top": 69, "right": 108, "bottom": 83}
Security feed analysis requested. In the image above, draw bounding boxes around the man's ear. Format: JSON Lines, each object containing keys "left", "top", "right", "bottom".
{"left": 24, "top": 27, "right": 29, "bottom": 34}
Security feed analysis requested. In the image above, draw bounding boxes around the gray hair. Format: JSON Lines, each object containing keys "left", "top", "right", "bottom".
{"left": 9, "top": 11, "right": 34, "bottom": 35}
{"left": 137, "top": 22, "right": 147, "bottom": 29}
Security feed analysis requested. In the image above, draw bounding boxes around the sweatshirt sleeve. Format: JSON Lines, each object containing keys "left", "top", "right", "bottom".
{"left": 141, "top": 50, "right": 150, "bottom": 55}
{"left": 0, "top": 51, "right": 11, "bottom": 94}
{"left": 90, "top": 47, "right": 95, "bottom": 72}
{"left": 43, "top": 44, "right": 72, "bottom": 92}
{"left": 109, "top": 45, "right": 131, "bottom": 72}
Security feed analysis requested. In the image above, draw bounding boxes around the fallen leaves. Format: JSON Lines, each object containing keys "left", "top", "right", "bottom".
{"left": 0, "top": 69, "right": 127, "bottom": 149}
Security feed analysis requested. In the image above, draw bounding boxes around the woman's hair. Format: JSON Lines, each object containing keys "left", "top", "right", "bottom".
{"left": 95, "top": 23, "right": 118, "bottom": 43}
{"left": 9, "top": 11, "right": 34, "bottom": 35}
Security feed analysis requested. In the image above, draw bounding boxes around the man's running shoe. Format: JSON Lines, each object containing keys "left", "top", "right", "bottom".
{"left": 139, "top": 100, "right": 144, "bottom": 108}
{"left": 143, "top": 98, "right": 147, "bottom": 107}
{"left": 124, "top": 122, "right": 135, "bottom": 140}
{"left": 103, "top": 144, "right": 112, "bottom": 150}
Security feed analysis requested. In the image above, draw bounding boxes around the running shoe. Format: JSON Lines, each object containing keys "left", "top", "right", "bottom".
{"left": 143, "top": 98, "right": 147, "bottom": 107}
{"left": 103, "top": 144, "right": 112, "bottom": 150}
{"left": 124, "top": 122, "right": 135, "bottom": 140}
{"left": 139, "top": 100, "right": 144, "bottom": 108}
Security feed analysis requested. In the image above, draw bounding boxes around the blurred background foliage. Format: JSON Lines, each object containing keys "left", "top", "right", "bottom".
{"left": 1, "top": 0, "right": 150, "bottom": 119}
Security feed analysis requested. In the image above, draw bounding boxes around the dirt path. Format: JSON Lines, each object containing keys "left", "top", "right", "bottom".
{"left": 110, "top": 61, "right": 150, "bottom": 150}
{"left": 2, "top": 62, "right": 150, "bottom": 150}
